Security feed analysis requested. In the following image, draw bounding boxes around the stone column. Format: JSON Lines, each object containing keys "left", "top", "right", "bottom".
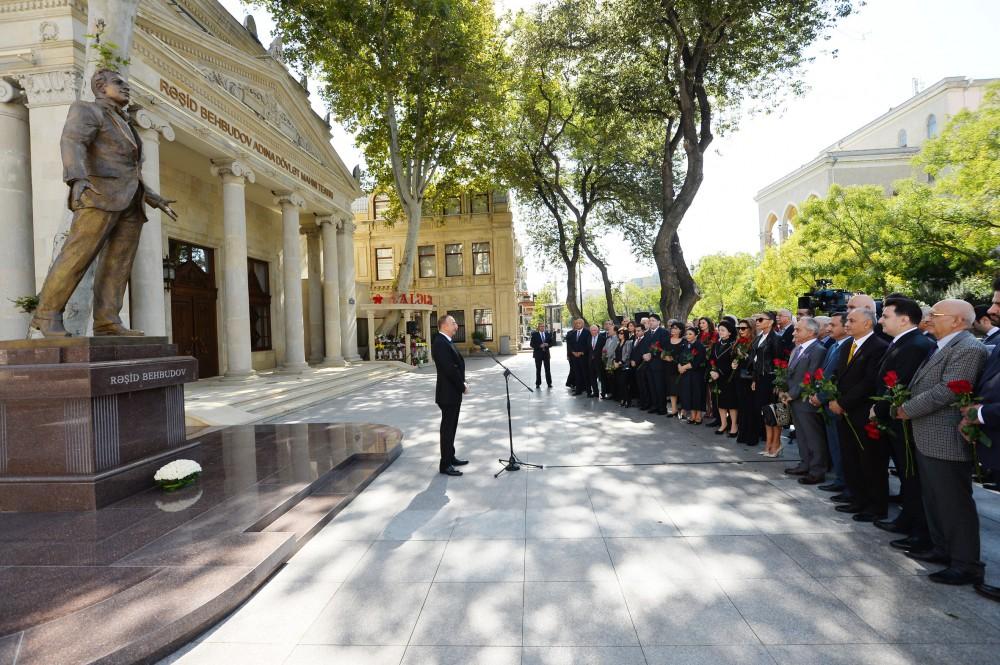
{"left": 422, "top": 310, "right": 431, "bottom": 342}
{"left": 210, "top": 160, "right": 255, "bottom": 380}
{"left": 276, "top": 191, "right": 308, "bottom": 373}
{"left": 317, "top": 216, "right": 344, "bottom": 366}
{"left": 15, "top": 70, "right": 80, "bottom": 291}
{"left": 130, "top": 109, "right": 174, "bottom": 337}
{"left": 0, "top": 79, "right": 34, "bottom": 341}
{"left": 338, "top": 217, "right": 361, "bottom": 360}
{"left": 304, "top": 225, "right": 324, "bottom": 364}
{"left": 367, "top": 310, "right": 376, "bottom": 361}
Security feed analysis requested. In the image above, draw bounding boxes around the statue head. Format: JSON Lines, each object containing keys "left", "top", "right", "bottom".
{"left": 92, "top": 69, "right": 130, "bottom": 107}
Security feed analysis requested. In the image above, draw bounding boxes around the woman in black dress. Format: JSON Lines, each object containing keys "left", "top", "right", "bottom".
{"left": 697, "top": 317, "right": 719, "bottom": 424}
{"left": 664, "top": 321, "right": 685, "bottom": 416}
{"left": 613, "top": 327, "right": 631, "bottom": 406}
{"left": 710, "top": 320, "right": 739, "bottom": 436}
{"left": 734, "top": 318, "right": 758, "bottom": 445}
{"left": 750, "top": 311, "right": 784, "bottom": 454}
{"left": 678, "top": 326, "right": 707, "bottom": 424}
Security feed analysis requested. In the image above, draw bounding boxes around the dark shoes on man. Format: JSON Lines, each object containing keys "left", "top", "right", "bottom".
{"left": 889, "top": 536, "right": 933, "bottom": 552}
{"left": 798, "top": 475, "right": 824, "bottom": 485}
{"left": 975, "top": 583, "right": 1000, "bottom": 601}
{"left": 929, "top": 568, "right": 984, "bottom": 586}
{"left": 440, "top": 458, "right": 469, "bottom": 476}
{"left": 784, "top": 467, "right": 808, "bottom": 476}
{"left": 874, "top": 518, "right": 908, "bottom": 534}
{"left": 818, "top": 482, "right": 844, "bottom": 492}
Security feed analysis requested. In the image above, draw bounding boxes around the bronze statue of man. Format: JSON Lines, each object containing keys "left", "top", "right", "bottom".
{"left": 30, "top": 69, "right": 177, "bottom": 338}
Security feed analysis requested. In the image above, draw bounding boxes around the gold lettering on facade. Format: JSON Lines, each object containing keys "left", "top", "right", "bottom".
{"left": 158, "top": 79, "right": 334, "bottom": 199}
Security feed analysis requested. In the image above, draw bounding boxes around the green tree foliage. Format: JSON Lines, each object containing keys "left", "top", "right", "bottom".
{"left": 531, "top": 282, "right": 557, "bottom": 328}
{"left": 691, "top": 253, "right": 764, "bottom": 320}
{"left": 251, "top": 0, "right": 506, "bottom": 333}
{"left": 588, "top": 0, "right": 857, "bottom": 320}
{"left": 501, "top": 0, "right": 662, "bottom": 322}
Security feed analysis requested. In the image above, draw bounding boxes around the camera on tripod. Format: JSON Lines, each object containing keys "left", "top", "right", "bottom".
{"left": 797, "top": 279, "right": 852, "bottom": 315}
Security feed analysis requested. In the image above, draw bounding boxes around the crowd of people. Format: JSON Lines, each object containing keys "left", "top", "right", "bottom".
{"left": 529, "top": 284, "right": 1000, "bottom": 599}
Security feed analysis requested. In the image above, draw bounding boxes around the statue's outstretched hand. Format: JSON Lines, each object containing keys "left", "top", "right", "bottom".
{"left": 146, "top": 192, "right": 178, "bottom": 220}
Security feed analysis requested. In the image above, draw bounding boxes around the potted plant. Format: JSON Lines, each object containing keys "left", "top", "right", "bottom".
{"left": 471, "top": 330, "right": 486, "bottom": 351}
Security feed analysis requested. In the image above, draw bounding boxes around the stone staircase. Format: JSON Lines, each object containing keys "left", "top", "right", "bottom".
{"left": 184, "top": 361, "right": 411, "bottom": 426}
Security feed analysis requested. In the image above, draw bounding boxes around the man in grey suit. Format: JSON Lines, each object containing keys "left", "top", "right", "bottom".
{"left": 898, "top": 299, "right": 988, "bottom": 585}
{"left": 781, "top": 317, "right": 829, "bottom": 483}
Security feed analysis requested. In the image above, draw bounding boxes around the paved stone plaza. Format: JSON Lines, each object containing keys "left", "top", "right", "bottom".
{"left": 163, "top": 353, "right": 1000, "bottom": 665}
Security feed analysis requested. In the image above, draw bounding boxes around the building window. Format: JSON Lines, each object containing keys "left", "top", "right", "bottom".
{"left": 418, "top": 245, "right": 436, "bottom": 278}
{"left": 247, "top": 258, "right": 272, "bottom": 351}
{"left": 492, "top": 190, "right": 508, "bottom": 206}
{"left": 448, "top": 310, "right": 466, "bottom": 342}
{"left": 374, "top": 193, "right": 390, "bottom": 220}
{"left": 443, "top": 196, "right": 462, "bottom": 216}
{"left": 445, "top": 243, "right": 463, "bottom": 276}
{"left": 471, "top": 193, "right": 489, "bottom": 214}
{"left": 926, "top": 114, "right": 937, "bottom": 139}
{"left": 375, "top": 247, "right": 394, "bottom": 281}
{"left": 897, "top": 129, "right": 907, "bottom": 147}
{"left": 474, "top": 308, "right": 494, "bottom": 341}
{"left": 473, "top": 242, "right": 491, "bottom": 275}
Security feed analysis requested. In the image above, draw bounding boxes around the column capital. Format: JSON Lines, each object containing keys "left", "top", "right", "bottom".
{"left": 134, "top": 109, "right": 175, "bottom": 142}
{"left": 211, "top": 159, "right": 255, "bottom": 184}
{"left": 274, "top": 190, "right": 305, "bottom": 208}
{"left": 316, "top": 214, "right": 341, "bottom": 230}
{"left": 0, "top": 77, "right": 24, "bottom": 104}
{"left": 300, "top": 223, "right": 320, "bottom": 237}
{"left": 339, "top": 218, "right": 356, "bottom": 235}
{"left": 14, "top": 69, "right": 81, "bottom": 107}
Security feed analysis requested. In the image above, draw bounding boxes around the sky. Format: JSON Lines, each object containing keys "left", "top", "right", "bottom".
{"left": 220, "top": 0, "right": 1000, "bottom": 294}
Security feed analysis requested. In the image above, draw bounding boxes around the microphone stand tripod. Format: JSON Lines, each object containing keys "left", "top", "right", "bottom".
{"left": 478, "top": 346, "right": 542, "bottom": 478}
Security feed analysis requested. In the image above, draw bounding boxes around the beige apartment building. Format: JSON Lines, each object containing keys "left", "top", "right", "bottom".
{"left": 352, "top": 191, "right": 525, "bottom": 355}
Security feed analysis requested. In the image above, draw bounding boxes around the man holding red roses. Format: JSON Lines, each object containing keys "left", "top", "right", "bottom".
{"left": 896, "top": 299, "right": 988, "bottom": 586}
{"left": 780, "top": 318, "right": 829, "bottom": 483}
{"left": 870, "top": 297, "right": 936, "bottom": 550}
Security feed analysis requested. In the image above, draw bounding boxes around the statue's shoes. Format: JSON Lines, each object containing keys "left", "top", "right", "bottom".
{"left": 29, "top": 314, "right": 71, "bottom": 338}
{"left": 93, "top": 324, "right": 144, "bottom": 337}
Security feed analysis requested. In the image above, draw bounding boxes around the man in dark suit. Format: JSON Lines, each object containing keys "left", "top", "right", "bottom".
{"left": 587, "top": 324, "right": 607, "bottom": 398}
{"left": 782, "top": 318, "right": 829, "bottom": 483}
{"left": 30, "top": 69, "right": 177, "bottom": 337}
{"left": 810, "top": 313, "right": 852, "bottom": 494}
{"left": 973, "top": 304, "right": 1000, "bottom": 348}
{"left": 566, "top": 318, "right": 591, "bottom": 395}
{"left": 963, "top": 279, "right": 1000, "bottom": 600}
{"left": 870, "top": 297, "right": 937, "bottom": 549}
{"left": 431, "top": 315, "right": 469, "bottom": 476}
{"left": 777, "top": 309, "right": 795, "bottom": 356}
{"left": 642, "top": 314, "right": 670, "bottom": 414}
{"left": 630, "top": 325, "right": 649, "bottom": 409}
{"left": 899, "top": 300, "right": 988, "bottom": 586}
{"left": 829, "top": 308, "right": 890, "bottom": 522}
{"left": 530, "top": 323, "right": 554, "bottom": 388}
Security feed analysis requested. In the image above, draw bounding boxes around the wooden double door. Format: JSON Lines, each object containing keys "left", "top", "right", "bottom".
{"left": 169, "top": 240, "right": 219, "bottom": 378}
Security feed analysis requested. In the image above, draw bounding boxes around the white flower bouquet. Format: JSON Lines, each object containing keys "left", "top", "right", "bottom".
{"left": 154, "top": 459, "right": 202, "bottom": 492}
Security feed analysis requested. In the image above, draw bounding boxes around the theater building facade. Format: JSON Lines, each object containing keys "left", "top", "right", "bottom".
{"left": 0, "top": 0, "right": 363, "bottom": 377}
{"left": 352, "top": 191, "right": 525, "bottom": 355}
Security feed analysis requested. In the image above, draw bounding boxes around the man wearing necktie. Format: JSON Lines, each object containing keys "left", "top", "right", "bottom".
{"left": 781, "top": 318, "right": 828, "bottom": 483}
{"left": 896, "top": 300, "right": 988, "bottom": 586}
{"left": 566, "top": 318, "right": 592, "bottom": 396}
{"left": 432, "top": 315, "right": 469, "bottom": 476}
{"left": 828, "top": 308, "right": 889, "bottom": 522}
{"left": 30, "top": 69, "right": 177, "bottom": 337}
{"left": 810, "top": 313, "right": 852, "bottom": 494}
{"left": 869, "top": 297, "right": 936, "bottom": 549}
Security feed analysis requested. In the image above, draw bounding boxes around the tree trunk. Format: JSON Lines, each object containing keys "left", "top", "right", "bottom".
{"left": 564, "top": 257, "right": 583, "bottom": 322}
{"left": 581, "top": 238, "right": 616, "bottom": 321}
{"left": 376, "top": 199, "right": 422, "bottom": 335}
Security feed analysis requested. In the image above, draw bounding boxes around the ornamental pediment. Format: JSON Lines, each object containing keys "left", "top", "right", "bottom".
{"left": 196, "top": 65, "right": 321, "bottom": 162}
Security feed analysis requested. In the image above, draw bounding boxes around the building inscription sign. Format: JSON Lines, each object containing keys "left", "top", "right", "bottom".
{"left": 158, "top": 79, "right": 334, "bottom": 199}
{"left": 372, "top": 293, "right": 433, "bottom": 305}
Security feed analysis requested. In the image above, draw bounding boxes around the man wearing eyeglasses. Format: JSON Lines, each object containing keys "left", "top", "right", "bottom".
{"left": 897, "top": 299, "right": 988, "bottom": 586}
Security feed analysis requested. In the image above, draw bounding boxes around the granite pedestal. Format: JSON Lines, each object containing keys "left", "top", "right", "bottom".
{"left": 0, "top": 337, "right": 198, "bottom": 511}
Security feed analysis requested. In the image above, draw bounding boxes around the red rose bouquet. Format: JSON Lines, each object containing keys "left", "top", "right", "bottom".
{"left": 708, "top": 358, "right": 721, "bottom": 397}
{"left": 873, "top": 370, "right": 915, "bottom": 475}
{"left": 650, "top": 341, "right": 664, "bottom": 358}
{"left": 864, "top": 418, "right": 885, "bottom": 441}
{"left": 773, "top": 358, "right": 790, "bottom": 392}
{"left": 948, "top": 380, "right": 992, "bottom": 447}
